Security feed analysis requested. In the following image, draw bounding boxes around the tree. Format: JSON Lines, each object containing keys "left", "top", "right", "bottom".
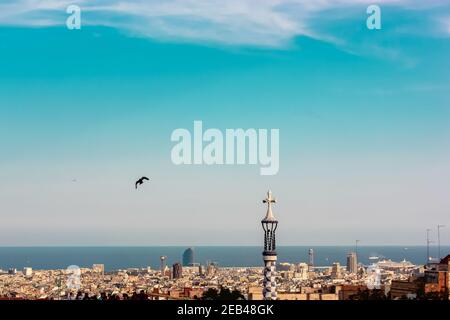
{"left": 349, "top": 289, "right": 387, "bottom": 300}
{"left": 202, "top": 287, "right": 245, "bottom": 300}
{"left": 202, "top": 288, "right": 219, "bottom": 300}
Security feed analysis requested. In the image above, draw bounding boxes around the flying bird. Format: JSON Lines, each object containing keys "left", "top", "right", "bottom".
{"left": 135, "top": 177, "right": 150, "bottom": 189}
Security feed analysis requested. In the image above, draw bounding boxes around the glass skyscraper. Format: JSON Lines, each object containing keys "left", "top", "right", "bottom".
{"left": 182, "top": 248, "right": 194, "bottom": 266}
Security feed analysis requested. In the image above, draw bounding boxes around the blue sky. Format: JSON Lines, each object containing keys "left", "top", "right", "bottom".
{"left": 0, "top": 0, "right": 449, "bottom": 246}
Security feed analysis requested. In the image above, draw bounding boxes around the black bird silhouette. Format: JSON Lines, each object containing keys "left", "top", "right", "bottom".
{"left": 135, "top": 177, "right": 150, "bottom": 189}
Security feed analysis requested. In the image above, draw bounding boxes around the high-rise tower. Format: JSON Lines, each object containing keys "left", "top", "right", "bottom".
{"left": 160, "top": 256, "right": 167, "bottom": 276}
{"left": 308, "top": 248, "right": 314, "bottom": 271}
{"left": 346, "top": 252, "right": 358, "bottom": 274}
{"left": 261, "top": 190, "right": 278, "bottom": 300}
{"left": 172, "top": 262, "right": 183, "bottom": 279}
{"left": 183, "top": 248, "right": 194, "bottom": 266}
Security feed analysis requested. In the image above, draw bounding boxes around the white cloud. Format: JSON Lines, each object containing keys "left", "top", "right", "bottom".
{"left": 0, "top": 0, "right": 448, "bottom": 47}
{"left": 445, "top": 17, "right": 450, "bottom": 35}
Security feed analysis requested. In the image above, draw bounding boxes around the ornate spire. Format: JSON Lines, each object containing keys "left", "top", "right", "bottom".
{"left": 261, "top": 190, "right": 278, "bottom": 300}
{"left": 262, "top": 190, "right": 277, "bottom": 222}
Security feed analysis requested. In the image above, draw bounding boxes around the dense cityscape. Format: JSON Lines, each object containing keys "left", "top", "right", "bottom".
{"left": 1, "top": 191, "right": 448, "bottom": 300}
{"left": 1, "top": 249, "right": 449, "bottom": 300}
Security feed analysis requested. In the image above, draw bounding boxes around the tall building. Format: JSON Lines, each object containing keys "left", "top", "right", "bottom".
{"left": 347, "top": 252, "right": 358, "bottom": 274}
{"left": 308, "top": 248, "right": 314, "bottom": 272}
{"left": 206, "top": 261, "right": 218, "bottom": 277}
{"left": 331, "top": 262, "right": 342, "bottom": 279}
{"left": 92, "top": 264, "right": 105, "bottom": 275}
{"left": 261, "top": 190, "right": 278, "bottom": 300}
{"left": 160, "top": 256, "right": 167, "bottom": 276}
{"left": 199, "top": 265, "right": 205, "bottom": 275}
{"left": 23, "top": 267, "right": 33, "bottom": 277}
{"left": 295, "top": 263, "right": 309, "bottom": 280}
{"left": 183, "top": 248, "right": 194, "bottom": 266}
{"left": 172, "top": 262, "right": 183, "bottom": 279}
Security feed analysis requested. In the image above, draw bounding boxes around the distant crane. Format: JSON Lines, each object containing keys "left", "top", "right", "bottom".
{"left": 426, "top": 229, "right": 434, "bottom": 263}
{"left": 355, "top": 240, "right": 360, "bottom": 260}
{"left": 437, "top": 225, "right": 445, "bottom": 260}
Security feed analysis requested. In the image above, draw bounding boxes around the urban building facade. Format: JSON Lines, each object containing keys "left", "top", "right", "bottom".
{"left": 331, "top": 262, "right": 342, "bottom": 279}
{"left": 172, "top": 263, "right": 183, "bottom": 279}
{"left": 160, "top": 256, "right": 167, "bottom": 276}
{"left": 92, "top": 264, "right": 105, "bottom": 275}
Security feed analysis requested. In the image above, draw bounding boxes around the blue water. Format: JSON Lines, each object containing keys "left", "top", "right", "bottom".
{"left": 0, "top": 246, "right": 448, "bottom": 271}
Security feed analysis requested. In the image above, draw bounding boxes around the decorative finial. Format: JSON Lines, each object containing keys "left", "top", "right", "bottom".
{"left": 262, "top": 190, "right": 277, "bottom": 222}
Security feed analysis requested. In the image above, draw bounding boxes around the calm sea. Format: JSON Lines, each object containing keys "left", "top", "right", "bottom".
{"left": 0, "top": 246, "right": 448, "bottom": 271}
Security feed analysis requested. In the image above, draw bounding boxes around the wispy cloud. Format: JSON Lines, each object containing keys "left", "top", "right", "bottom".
{"left": 0, "top": 0, "right": 449, "bottom": 47}
{"left": 443, "top": 16, "right": 450, "bottom": 35}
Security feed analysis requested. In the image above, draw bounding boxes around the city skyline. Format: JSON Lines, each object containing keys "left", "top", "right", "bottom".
{"left": 1, "top": 1, "right": 450, "bottom": 246}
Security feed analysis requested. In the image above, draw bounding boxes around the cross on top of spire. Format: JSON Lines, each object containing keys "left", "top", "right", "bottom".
{"left": 262, "top": 190, "right": 277, "bottom": 222}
